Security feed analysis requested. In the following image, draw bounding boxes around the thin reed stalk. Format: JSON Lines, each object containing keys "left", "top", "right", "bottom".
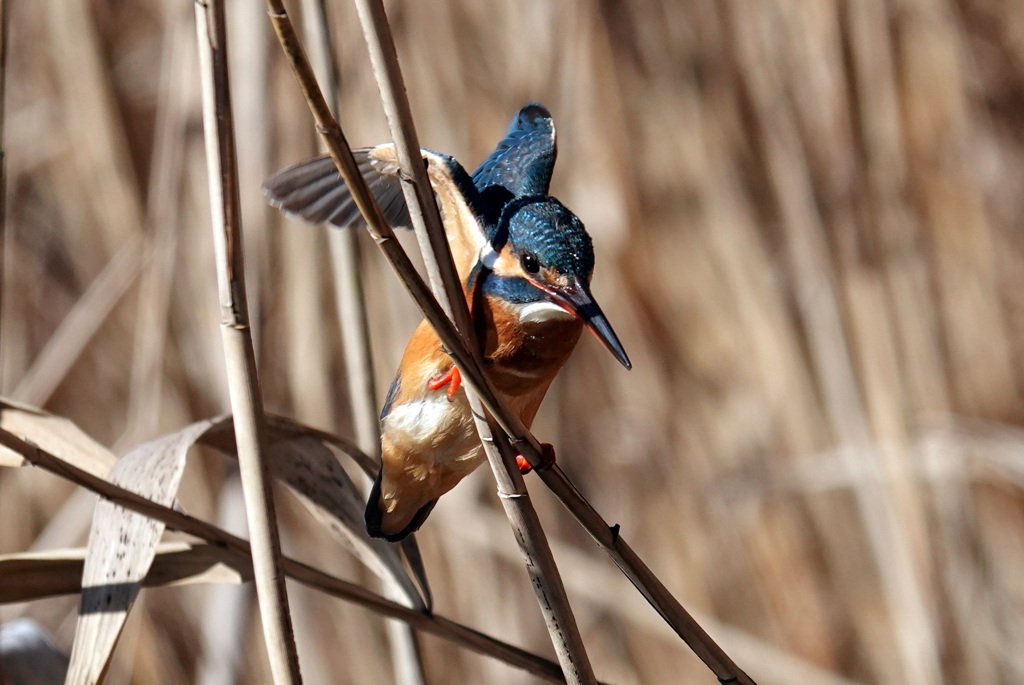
{"left": 0, "top": 426, "right": 592, "bottom": 684}
{"left": 297, "top": 2, "right": 425, "bottom": 682}
{"left": 300, "top": 0, "right": 379, "bottom": 463}
{"left": 194, "top": 2, "right": 301, "bottom": 683}
{"left": 263, "top": 3, "right": 754, "bottom": 683}
{"left": 349, "top": 0, "right": 596, "bottom": 681}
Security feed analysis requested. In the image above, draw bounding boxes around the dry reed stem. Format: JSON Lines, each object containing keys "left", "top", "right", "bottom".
{"left": 228, "top": 0, "right": 275, "bottom": 361}
{"left": 349, "top": 0, "right": 596, "bottom": 681}
{"left": 297, "top": 2, "right": 426, "bottom": 683}
{"left": 300, "top": 0, "right": 380, "bottom": 459}
{"left": 194, "top": 1, "right": 301, "bottom": 683}
{"left": 440, "top": 504, "right": 868, "bottom": 685}
{"left": 262, "top": 3, "right": 753, "bottom": 682}
{"left": 0, "top": 427, "right": 590, "bottom": 684}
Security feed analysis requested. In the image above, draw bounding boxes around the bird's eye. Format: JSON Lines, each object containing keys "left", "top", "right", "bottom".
{"left": 520, "top": 253, "right": 540, "bottom": 274}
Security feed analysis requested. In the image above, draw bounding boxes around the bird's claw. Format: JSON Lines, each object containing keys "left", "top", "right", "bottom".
{"left": 516, "top": 443, "right": 556, "bottom": 475}
{"left": 427, "top": 366, "right": 462, "bottom": 401}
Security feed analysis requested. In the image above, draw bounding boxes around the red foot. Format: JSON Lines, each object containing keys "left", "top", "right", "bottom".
{"left": 427, "top": 366, "right": 462, "bottom": 401}
{"left": 516, "top": 443, "right": 557, "bottom": 475}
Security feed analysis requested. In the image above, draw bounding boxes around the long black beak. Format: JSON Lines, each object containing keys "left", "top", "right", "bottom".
{"left": 544, "top": 276, "right": 632, "bottom": 370}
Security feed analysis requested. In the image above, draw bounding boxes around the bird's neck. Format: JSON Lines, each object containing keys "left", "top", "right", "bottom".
{"left": 474, "top": 284, "right": 582, "bottom": 399}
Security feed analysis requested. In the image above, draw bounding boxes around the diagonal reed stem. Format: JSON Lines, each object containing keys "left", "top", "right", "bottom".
{"left": 263, "top": 4, "right": 755, "bottom": 683}
{"left": 348, "top": 0, "right": 595, "bottom": 681}
{"left": 298, "top": 0, "right": 379, "bottom": 463}
{"left": 296, "top": 2, "right": 426, "bottom": 683}
{"left": 195, "top": 2, "right": 301, "bottom": 683}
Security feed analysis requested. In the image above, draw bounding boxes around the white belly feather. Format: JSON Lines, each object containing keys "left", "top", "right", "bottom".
{"left": 383, "top": 392, "right": 482, "bottom": 471}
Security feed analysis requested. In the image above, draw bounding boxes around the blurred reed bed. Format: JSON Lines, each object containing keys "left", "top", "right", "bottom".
{"left": 2, "top": 0, "right": 1024, "bottom": 683}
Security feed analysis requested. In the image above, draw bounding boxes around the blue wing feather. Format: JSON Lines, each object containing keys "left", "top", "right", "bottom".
{"left": 379, "top": 376, "right": 401, "bottom": 424}
{"left": 471, "top": 103, "right": 556, "bottom": 198}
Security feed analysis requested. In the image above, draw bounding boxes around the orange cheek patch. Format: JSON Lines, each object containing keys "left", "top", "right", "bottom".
{"left": 493, "top": 250, "right": 521, "bottom": 276}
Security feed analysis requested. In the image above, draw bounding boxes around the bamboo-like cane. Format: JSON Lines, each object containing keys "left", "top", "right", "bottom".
{"left": 296, "top": 2, "right": 426, "bottom": 683}
{"left": 0, "top": 427, "right": 602, "bottom": 685}
{"left": 194, "top": 2, "right": 302, "bottom": 683}
{"left": 263, "top": 4, "right": 755, "bottom": 683}
{"left": 348, "top": 1, "right": 596, "bottom": 682}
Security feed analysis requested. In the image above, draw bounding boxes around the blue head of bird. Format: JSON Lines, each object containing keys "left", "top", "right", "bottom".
{"left": 479, "top": 196, "right": 632, "bottom": 370}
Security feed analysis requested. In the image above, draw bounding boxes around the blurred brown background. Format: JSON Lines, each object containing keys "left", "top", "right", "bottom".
{"left": 2, "top": 1, "right": 1024, "bottom": 683}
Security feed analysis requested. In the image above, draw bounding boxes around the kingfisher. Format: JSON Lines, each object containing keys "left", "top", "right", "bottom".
{"left": 263, "top": 104, "right": 630, "bottom": 541}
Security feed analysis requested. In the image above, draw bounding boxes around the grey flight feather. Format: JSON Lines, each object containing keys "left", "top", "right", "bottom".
{"left": 261, "top": 150, "right": 412, "bottom": 230}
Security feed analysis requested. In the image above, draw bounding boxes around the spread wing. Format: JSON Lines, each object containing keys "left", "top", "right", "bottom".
{"left": 471, "top": 103, "right": 556, "bottom": 198}
{"left": 263, "top": 145, "right": 487, "bottom": 281}
{"left": 261, "top": 149, "right": 412, "bottom": 229}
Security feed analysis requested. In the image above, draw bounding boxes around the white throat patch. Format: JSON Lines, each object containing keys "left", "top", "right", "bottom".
{"left": 515, "top": 300, "right": 574, "bottom": 324}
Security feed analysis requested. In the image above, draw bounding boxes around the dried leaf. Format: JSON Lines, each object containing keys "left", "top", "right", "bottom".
{"left": 65, "top": 419, "right": 213, "bottom": 685}
{"left": 0, "top": 619, "right": 69, "bottom": 685}
{"left": 202, "top": 416, "right": 428, "bottom": 610}
{"left": 4, "top": 407, "right": 429, "bottom": 680}
{"left": 0, "top": 400, "right": 115, "bottom": 475}
{"left": 0, "top": 542, "right": 251, "bottom": 603}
